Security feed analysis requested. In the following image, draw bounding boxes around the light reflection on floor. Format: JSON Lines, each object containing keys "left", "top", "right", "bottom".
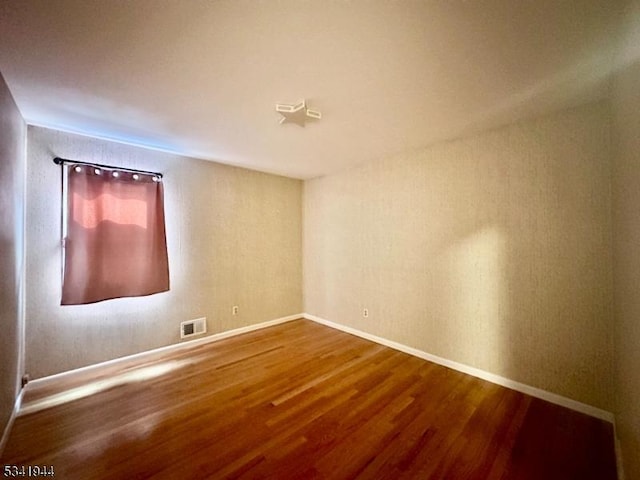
{"left": 19, "top": 359, "right": 193, "bottom": 417}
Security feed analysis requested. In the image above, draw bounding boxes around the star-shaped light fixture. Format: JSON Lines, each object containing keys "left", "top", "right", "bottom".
{"left": 275, "top": 99, "right": 322, "bottom": 127}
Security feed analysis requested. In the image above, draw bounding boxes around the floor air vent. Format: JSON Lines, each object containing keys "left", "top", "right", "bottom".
{"left": 180, "top": 317, "right": 207, "bottom": 339}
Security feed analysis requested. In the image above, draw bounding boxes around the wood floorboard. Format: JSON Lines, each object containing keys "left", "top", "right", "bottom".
{"left": 0, "top": 319, "right": 617, "bottom": 479}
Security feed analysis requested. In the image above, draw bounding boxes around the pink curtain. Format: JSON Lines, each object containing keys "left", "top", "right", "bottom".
{"left": 61, "top": 165, "right": 169, "bottom": 305}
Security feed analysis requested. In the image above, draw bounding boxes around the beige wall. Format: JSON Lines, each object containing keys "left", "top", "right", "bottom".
{"left": 26, "top": 127, "right": 302, "bottom": 379}
{"left": 612, "top": 0, "right": 640, "bottom": 476}
{"left": 304, "top": 102, "right": 613, "bottom": 410}
{"left": 0, "top": 73, "right": 26, "bottom": 440}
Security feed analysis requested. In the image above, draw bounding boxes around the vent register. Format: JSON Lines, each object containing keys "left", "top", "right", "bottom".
{"left": 180, "top": 318, "right": 207, "bottom": 339}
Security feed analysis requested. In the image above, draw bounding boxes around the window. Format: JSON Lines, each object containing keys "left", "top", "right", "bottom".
{"left": 61, "top": 163, "right": 169, "bottom": 305}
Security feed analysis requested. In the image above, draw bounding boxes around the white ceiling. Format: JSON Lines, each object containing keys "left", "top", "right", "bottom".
{"left": 0, "top": 0, "right": 622, "bottom": 179}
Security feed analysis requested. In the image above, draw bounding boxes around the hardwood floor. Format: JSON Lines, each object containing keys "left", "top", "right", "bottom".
{"left": 1, "top": 319, "right": 616, "bottom": 479}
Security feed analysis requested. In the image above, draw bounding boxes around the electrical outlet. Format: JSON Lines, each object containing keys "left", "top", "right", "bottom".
{"left": 363, "top": 308, "right": 369, "bottom": 318}
{"left": 232, "top": 305, "right": 239, "bottom": 315}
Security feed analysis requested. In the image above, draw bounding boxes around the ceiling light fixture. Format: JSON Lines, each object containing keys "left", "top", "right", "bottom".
{"left": 275, "top": 99, "right": 321, "bottom": 127}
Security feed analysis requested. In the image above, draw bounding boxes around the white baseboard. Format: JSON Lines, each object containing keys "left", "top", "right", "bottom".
{"left": 0, "top": 389, "right": 24, "bottom": 458}
{"left": 25, "top": 311, "right": 616, "bottom": 425}
{"left": 303, "top": 313, "right": 615, "bottom": 424}
{"left": 30, "top": 313, "right": 303, "bottom": 390}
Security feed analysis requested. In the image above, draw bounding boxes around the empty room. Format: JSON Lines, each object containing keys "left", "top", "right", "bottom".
{"left": 1, "top": 0, "right": 639, "bottom": 478}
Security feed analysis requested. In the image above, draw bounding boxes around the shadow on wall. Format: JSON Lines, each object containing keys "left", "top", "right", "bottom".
{"left": 428, "top": 129, "right": 612, "bottom": 407}
{"left": 439, "top": 227, "right": 507, "bottom": 373}
{"left": 304, "top": 100, "right": 613, "bottom": 411}
{"left": 611, "top": 1, "right": 640, "bottom": 476}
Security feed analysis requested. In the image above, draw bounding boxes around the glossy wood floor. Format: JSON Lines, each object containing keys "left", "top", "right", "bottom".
{"left": 1, "top": 320, "right": 616, "bottom": 479}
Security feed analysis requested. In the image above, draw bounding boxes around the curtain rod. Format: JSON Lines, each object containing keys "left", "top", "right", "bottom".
{"left": 53, "top": 157, "right": 163, "bottom": 178}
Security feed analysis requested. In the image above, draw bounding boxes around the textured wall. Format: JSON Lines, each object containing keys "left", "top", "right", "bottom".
{"left": 611, "top": 0, "right": 640, "bottom": 476}
{"left": 0, "top": 73, "right": 26, "bottom": 439}
{"left": 26, "top": 127, "right": 302, "bottom": 378}
{"left": 304, "top": 102, "right": 613, "bottom": 410}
